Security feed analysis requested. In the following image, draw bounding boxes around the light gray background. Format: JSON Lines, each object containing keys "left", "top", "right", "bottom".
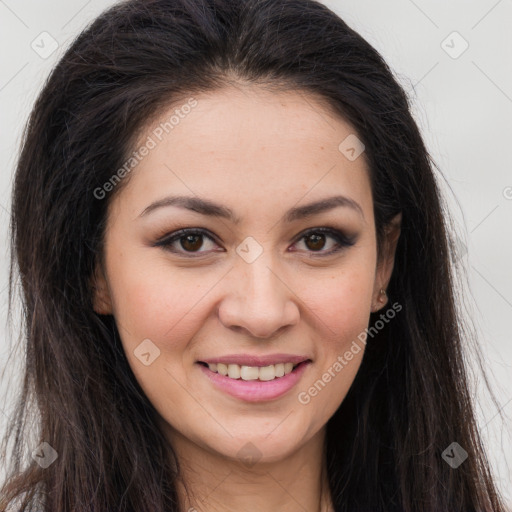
{"left": 0, "top": 0, "right": 511, "bottom": 506}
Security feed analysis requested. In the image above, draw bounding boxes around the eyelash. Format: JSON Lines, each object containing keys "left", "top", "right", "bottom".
{"left": 154, "top": 227, "right": 356, "bottom": 258}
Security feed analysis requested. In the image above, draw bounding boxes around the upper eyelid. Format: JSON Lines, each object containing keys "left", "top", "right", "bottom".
{"left": 156, "top": 226, "right": 353, "bottom": 253}
{"left": 157, "top": 226, "right": 344, "bottom": 242}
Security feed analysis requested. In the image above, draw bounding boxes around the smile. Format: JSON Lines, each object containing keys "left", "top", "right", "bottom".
{"left": 196, "top": 360, "right": 312, "bottom": 402}
{"left": 200, "top": 361, "right": 299, "bottom": 381}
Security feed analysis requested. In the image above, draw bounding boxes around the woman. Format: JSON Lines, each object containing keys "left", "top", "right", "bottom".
{"left": 0, "top": 0, "right": 507, "bottom": 510}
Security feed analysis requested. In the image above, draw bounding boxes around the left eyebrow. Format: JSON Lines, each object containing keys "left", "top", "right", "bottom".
{"left": 284, "top": 195, "right": 364, "bottom": 222}
{"left": 138, "top": 194, "right": 364, "bottom": 222}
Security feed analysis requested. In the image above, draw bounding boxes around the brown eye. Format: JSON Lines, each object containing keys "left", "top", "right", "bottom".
{"left": 180, "top": 234, "right": 204, "bottom": 252}
{"left": 156, "top": 227, "right": 355, "bottom": 258}
{"left": 155, "top": 229, "right": 221, "bottom": 256}
{"left": 292, "top": 228, "right": 356, "bottom": 256}
{"left": 304, "top": 233, "right": 327, "bottom": 251}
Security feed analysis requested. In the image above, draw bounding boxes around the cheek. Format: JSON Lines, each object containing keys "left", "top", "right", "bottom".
{"left": 298, "top": 266, "right": 375, "bottom": 342}
{"left": 105, "top": 253, "right": 210, "bottom": 347}
{"left": 108, "top": 247, "right": 376, "bottom": 351}
{"left": 294, "top": 271, "right": 372, "bottom": 423}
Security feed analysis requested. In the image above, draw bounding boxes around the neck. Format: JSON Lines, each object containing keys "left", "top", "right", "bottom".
{"left": 163, "top": 424, "right": 333, "bottom": 512}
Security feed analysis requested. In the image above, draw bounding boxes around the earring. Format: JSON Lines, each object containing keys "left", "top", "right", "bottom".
{"left": 378, "top": 288, "right": 387, "bottom": 302}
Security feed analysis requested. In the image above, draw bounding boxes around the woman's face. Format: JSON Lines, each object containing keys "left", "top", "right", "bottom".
{"left": 93, "top": 85, "right": 399, "bottom": 465}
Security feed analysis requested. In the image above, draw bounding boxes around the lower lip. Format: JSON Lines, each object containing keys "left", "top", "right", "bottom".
{"left": 197, "top": 361, "right": 311, "bottom": 402}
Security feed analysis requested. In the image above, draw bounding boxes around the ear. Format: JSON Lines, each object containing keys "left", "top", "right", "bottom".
{"left": 91, "top": 262, "right": 113, "bottom": 315}
{"left": 371, "top": 212, "right": 402, "bottom": 313}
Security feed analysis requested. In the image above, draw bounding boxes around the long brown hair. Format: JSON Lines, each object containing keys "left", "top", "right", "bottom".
{"left": 1, "top": 0, "right": 507, "bottom": 510}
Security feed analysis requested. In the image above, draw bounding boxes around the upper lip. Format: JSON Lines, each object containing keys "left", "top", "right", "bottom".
{"left": 198, "top": 354, "right": 311, "bottom": 367}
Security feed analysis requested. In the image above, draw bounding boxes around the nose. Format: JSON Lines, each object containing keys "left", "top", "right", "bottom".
{"left": 217, "top": 252, "right": 300, "bottom": 339}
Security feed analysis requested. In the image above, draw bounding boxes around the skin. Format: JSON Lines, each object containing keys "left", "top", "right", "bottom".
{"left": 93, "top": 84, "right": 401, "bottom": 512}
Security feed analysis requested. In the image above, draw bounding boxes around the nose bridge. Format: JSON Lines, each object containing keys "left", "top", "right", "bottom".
{"left": 218, "top": 241, "right": 299, "bottom": 338}
{"left": 236, "top": 234, "right": 283, "bottom": 297}
{"left": 241, "top": 249, "right": 283, "bottom": 305}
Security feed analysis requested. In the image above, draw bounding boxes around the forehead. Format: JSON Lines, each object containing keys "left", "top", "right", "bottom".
{"left": 115, "top": 85, "right": 372, "bottom": 222}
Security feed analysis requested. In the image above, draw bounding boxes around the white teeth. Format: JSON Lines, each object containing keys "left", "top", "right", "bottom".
{"left": 216, "top": 363, "right": 228, "bottom": 376}
{"left": 227, "top": 364, "right": 241, "bottom": 379}
{"left": 206, "top": 361, "right": 301, "bottom": 381}
{"left": 258, "top": 365, "right": 276, "bottom": 381}
{"left": 240, "top": 366, "right": 259, "bottom": 380}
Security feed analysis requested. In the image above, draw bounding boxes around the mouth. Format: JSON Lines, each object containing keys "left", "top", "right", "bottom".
{"left": 196, "top": 358, "right": 312, "bottom": 402}
{"left": 196, "top": 360, "right": 311, "bottom": 382}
